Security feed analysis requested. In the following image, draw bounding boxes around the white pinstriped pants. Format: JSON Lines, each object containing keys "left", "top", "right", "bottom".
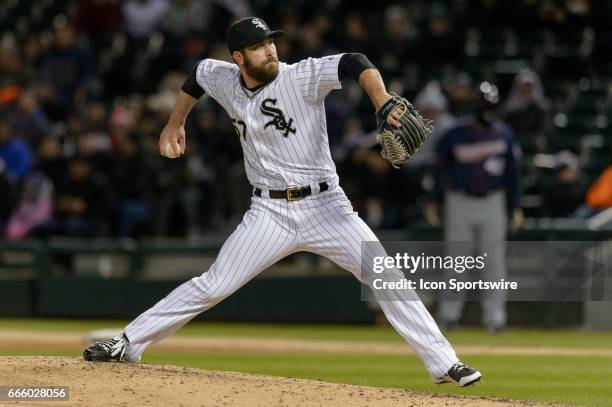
{"left": 123, "top": 183, "right": 458, "bottom": 378}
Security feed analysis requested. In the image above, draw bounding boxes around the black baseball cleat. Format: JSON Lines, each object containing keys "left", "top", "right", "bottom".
{"left": 434, "top": 362, "right": 482, "bottom": 387}
{"left": 83, "top": 334, "right": 129, "bottom": 362}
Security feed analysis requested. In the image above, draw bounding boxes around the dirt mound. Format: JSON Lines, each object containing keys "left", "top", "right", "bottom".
{"left": 0, "top": 357, "right": 539, "bottom": 407}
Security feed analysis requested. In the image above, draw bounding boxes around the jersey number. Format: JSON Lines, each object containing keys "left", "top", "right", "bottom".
{"left": 231, "top": 118, "right": 246, "bottom": 140}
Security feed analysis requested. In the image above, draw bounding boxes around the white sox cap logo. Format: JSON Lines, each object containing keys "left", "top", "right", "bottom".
{"left": 251, "top": 18, "right": 268, "bottom": 31}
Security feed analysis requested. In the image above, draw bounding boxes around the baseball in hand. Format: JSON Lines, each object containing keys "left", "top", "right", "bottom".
{"left": 165, "top": 142, "right": 178, "bottom": 158}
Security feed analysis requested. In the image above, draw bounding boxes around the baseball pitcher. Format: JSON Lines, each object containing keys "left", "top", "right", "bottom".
{"left": 83, "top": 17, "right": 481, "bottom": 387}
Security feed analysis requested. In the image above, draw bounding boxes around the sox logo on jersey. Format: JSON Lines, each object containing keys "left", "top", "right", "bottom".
{"left": 261, "top": 98, "right": 296, "bottom": 137}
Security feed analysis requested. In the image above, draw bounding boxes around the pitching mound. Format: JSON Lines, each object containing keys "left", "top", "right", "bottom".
{"left": 1, "top": 357, "right": 536, "bottom": 406}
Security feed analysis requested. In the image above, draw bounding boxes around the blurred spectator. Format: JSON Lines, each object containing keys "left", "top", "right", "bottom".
{"left": 409, "top": 81, "right": 456, "bottom": 169}
{"left": 534, "top": 0, "right": 591, "bottom": 30}
{"left": 146, "top": 72, "right": 184, "bottom": 115}
{"left": 121, "top": 0, "right": 170, "bottom": 40}
{"left": 292, "top": 23, "right": 328, "bottom": 61}
{"left": 332, "top": 117, "right": 366, "bottom": 163}
{"left": 0, "top": 45, "right": 30, "bottom": 103}
{"left": 418, "top": 3, "right": 462, "bottom": 67}
{"left": 502, "top": 68, "right": 551, "bottom": 145}
{"left": 378, "top": 5, "right": 418, "bottom": 77}
{"left": 340, "top": 12, "right": 376, "bottom": 58}
{"left": 574, "top": 163, "right": 612, "bottom": 218}
{"left": 341, "top": 143, "right": 390, "bottom": 228}
{"left": 543, "top": 151, "right": 587, "bottom": 217}
{"left": 187, "top": 106, "right": 240, "bottom": 227}
{"left": 82, "top": 100, "right": 109, "bottom": 133}
{"left": 22, "top": 35, "right": 44, "bottom": 69}
{"left": 566, "top": 0, "right": 591, "bottom": 25}
{"left": 74, "top": 0, "right": 122, "bottom": 51}
{"left": 4, "top": 172, "right": 54, "bottom": 240}
{"left": 153, "top": 155, "right": 198, "bottom": 236}
{"left": 336, "top": 120, "right": 372, "bottom": 202}
{"left": 75, "top": 130, "right": 114, "bottom": 178}
{"left": 0, "top": 0, "right": 607, "bottom": 240}
{"left": 0, "top": 117, "right": 33, "bottom": 181}
{"left": 152, "top": 105, "right": 235, "bottom": 235}
{"left": 337, "top": 126, "right": 422, "bottom": 229}
{"left": 35, "top": 135, "right": 66, "bottom": 187}
{"left": 37, "top": 24, "right": 93, "bottom": 120}
{"left": 108, "top": 96, "right": 142, "bottom": 146}
{"left": 383, "top": 4, "right": 418, "bottom": 48}
{"left": 31, "top": 156, "right": 113, "bottom": 238}
{"left": 161, "top": 0, "right": 208, "bottom": 38}
{"left": 113, "top": 133, "right": 154, "bottom": 237}
{"left": 460, "top": 0, "right": 508, "bottom": 27}
{"left": 155, "top": 0, "right": 211, "bottom": 78}
{"left": 5, "top": 90, "right": 49, "bottom": 148}
{"left": 445, "top": 72, "right": 474, "bottom": 118}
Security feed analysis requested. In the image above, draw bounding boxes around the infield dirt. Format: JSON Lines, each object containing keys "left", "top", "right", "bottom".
{"left": 0, "top": 356, "right": 553, "bottom": 407}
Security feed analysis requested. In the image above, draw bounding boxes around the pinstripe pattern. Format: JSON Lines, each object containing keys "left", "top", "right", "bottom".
{"left": 122, "top": 186, "right": 457, "bottom": 377}
{"left": 295, "top": 187, "right": 458, "bottom": 377}
{"left": 121, "top": 56, "right": 460, "bottom": 379}
{"left": 194, "top": 56, "right": 342, "bottom": 190}
{"left": 124, "top": 199, "right": 298, "bottom": 360}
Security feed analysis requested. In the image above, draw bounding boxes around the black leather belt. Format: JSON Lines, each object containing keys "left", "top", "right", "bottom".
{"left": 253, "top": 182, "right": 329, "bottom": 201}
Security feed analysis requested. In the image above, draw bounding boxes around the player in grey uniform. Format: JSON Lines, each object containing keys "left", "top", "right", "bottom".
{"left": 84, "top": 17, "right": 481, "bottom": 387}
{"left": 435, "top": 84, "right": 522, "bottom": 333}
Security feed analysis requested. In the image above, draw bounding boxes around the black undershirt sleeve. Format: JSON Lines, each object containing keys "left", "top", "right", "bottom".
{"left": 338, "top": 53, "right": 376, "bottom": 81}
{"left": 180, "top": 62, "right": 205, "bottom": 99}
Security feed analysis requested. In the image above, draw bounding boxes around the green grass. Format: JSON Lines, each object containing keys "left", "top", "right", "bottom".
{"left": 2, "top": 319, "right": 612, "bottom": 406}
{"left": 1, "top": 318, "right": 612, "bottom": 349}
{"left": 139, "top": 353, "right": 611, "bottom": 407}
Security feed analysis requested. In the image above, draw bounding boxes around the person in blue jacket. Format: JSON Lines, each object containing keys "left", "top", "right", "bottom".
{"left": 432, "top": 82, "right": 523, "bottom": 333}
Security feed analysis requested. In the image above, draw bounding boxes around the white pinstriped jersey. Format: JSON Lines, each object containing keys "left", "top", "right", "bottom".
{"left": 120, "top": 52, "right": 461, "bottom": 379}
{"left": 195, "top": 54, "right": 344, "bottom": 190}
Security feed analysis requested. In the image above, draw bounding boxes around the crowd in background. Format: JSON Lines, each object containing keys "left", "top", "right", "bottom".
{"left": 1, "top": 0, "right": 612, "bottom": 239}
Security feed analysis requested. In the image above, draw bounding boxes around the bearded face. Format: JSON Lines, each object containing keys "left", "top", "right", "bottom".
{"left": 242, "top": 53, "right": 279, "bottom": 84}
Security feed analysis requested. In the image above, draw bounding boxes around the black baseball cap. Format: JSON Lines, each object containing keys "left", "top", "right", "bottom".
{"left": 226, "top": 17, "right": 284, "bottom": 53}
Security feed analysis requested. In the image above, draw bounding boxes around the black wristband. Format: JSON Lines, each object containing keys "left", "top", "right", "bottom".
{"left": 181, "top": 62, "right": 205, "bottom": 99}
{"left": 338, "top": 53, "right": 376, "bottom": 81}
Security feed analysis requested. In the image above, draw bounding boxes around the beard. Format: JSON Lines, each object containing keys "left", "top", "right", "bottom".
{"left": 244, "top": 56, "right": 279, "bottom": 84}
